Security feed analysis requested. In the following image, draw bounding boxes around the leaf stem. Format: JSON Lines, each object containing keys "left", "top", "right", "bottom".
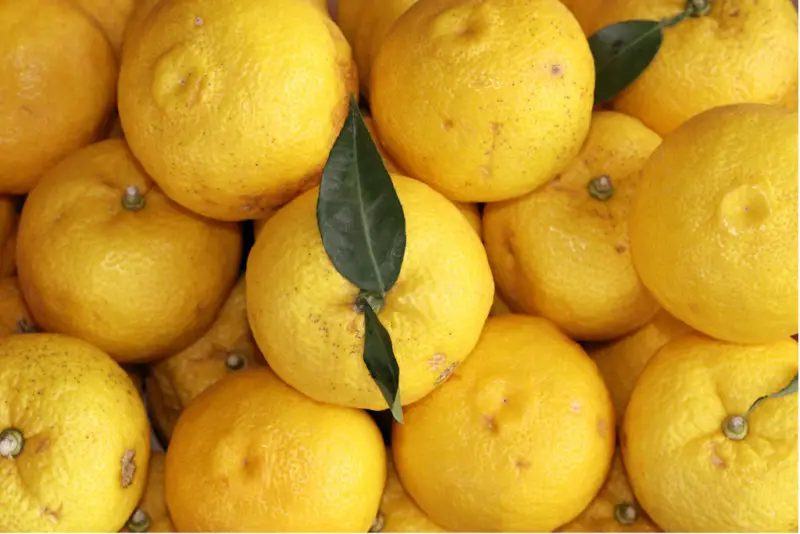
{"left": 744, "top": 373, "right": 798, "bottom": 420}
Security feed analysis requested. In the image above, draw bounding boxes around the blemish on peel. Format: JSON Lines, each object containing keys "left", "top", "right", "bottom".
{"left": 596, "top": 417, "right": 609, "bottom": 438}
{"left": 435, "top": 362, "right": 458, "bottom": 386}
{"left": 194, "top": 16, "right": 204, "bottom": 26}
{"left": 429, "top": 353, "right": 446, "bottom": 371}
{"left": 570, "top": 401, "right": 582, "bottom": 414}
{"left": 121, "top": 449, "right": 136, "bottom": 488}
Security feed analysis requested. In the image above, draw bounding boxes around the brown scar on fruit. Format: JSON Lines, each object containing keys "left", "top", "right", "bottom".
{"left": 121, "top": 449, "right": 136, "bottom": 488}
{"left": 36, "top": 439, "right": 50, "bottom": 454}
{"left": 551, "top": 64, "right": 563, "bottom": 76}
{"left": 597, "top": 417, "right": 609, "bottom": 438}
{"left": 708, "top": 442, "right": 727, "bottom": 469}
{"left": 434, "top": 362, "right": 458, "bottom": 386}
{"left": 41, "top": 504, "right": 62, "bottom": 523}
{"left": 514, "top": 458, "right": 530, "bottom": 471}
{"left": 428, "top": 353, "right": 446, "bottom": 371}
{"left": 615, "top": 244, "right": 627, "bottom": 254}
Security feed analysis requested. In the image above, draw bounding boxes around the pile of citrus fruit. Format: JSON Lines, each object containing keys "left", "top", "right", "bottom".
{"left": 0, "top": 0, "right": 797, "bottom": 532}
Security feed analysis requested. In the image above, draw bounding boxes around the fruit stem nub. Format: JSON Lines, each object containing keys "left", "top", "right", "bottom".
{"left": 225, "top": 352, "right": 246, "bottom": 371}
{"left": 356, "top": 291, "right": 385, "bottom": 314}
{"left": 588, "top": 175, "right": 614, "bottom": 201}
{"left": 722, "top": 414, "right": 748, "bottom": 441}
{"left": 122, "top": 185, "right": 146, "bottom": 211}
{"left": 126, "top": 508, "right": 151, "bottom": 533}
{"left": 614, "top": 503, "right": 638, "bottom": 525}
{"left": 0, "top": 428, "right": 24, "bottom": 458}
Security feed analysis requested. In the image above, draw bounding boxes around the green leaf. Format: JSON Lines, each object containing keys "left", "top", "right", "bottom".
{"left": 362, "top": 302, "right": 403, "bottom": 423}
{"left": 745, "top": 373, "right": 799, "bottom": 419}
{"left": 589, "top": 20, "right": 664, "bottom": 105}
{"left": 317, "top": 95, "right": 406, "bottom": 294}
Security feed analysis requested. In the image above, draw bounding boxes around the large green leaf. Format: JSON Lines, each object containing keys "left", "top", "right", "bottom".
{"left": 362, "top": 302, "right": 403, "bottom": 423}
{"left": 317, "top": 95, "right": 406, "bottom": 294}
{"left": 589, "top": 20, "right": 664, "bottom": 105}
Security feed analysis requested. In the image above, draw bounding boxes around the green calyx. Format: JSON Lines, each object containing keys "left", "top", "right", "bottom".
{"left": 356, "top": 291, "right": 385, "bottom": 315}
{"left": 0, "top": 428, "right": 24, "bottom": 458}
{"left": 225, "top": 352, "right": 246, "bottom": 371}
{"left": 722, "top": 415, "right": 748, "bottom": 441}
{"left": 126, "top": 509, "right": 151, "bottom": 533}
{"left": 121, "top": 185, "right": 146, "bottom": 212}
{"left": 722, "top": 373, "right": 797, "bottom": 442}
{"left": 686, "top": 0, "right": 711, "bottom": 17}
{"left": 614, "top": 503, "right": 638, "bottom": 526}
{"left": 588, "top": 175, "right": 614, "bottom": 201}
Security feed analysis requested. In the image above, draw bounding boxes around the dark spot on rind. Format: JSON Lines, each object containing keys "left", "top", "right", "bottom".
{"left": 121, "top": 449, "right": 136, "bottom": 488}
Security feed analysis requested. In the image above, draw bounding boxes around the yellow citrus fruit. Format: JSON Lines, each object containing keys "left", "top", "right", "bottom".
{"left": 630, "top": 104, "right": 798, "bottom": 344}
{"left": 557, "top": 451, "right": 660, "bottom": 532}
{"left": 337, "top": 0, "right": 420, "bottom": 96}
{"left": 588, "top": 0, "right": 798, "bottom": 136}
{"left": 371, "top": 0, "right": 594, "bottom": 202}
{"left": 73, "top": 0, "right": 137, "bottom": 54}
{"left": 484, "top": 111, "right": 662, "bottom": 341}
{"left": 246, "top": 174, "right": 494, "bottom": 409}
{"left": 0, "top": 196, "right": 17, "bottom": 277}
{"left": 0, "top": 277, "right": 36, "bottom": 337}
{"left": 0, "top": 0, "right": 117, "bottom": 194}
{"left": 147, "top": 278, "right": 264, "bottom": 439}
{"left": 121, "top": 452, "right": 175, "bottom": 533}
{"left": 165, "top": 367, "right": 386, "bottom": 531}
{"left": 252, "top": 207, "right": 278, "bottom": 241}
{"left": 558, "top": 0, "right": 603, "bottom": 33}
{"left": 622, "top": 333, "right": 798, "bottom": 532}
{"left": 591, "top": 309, "right": 693, "bottom": 422}
{"left": 375, "top": 452, "right": 447, "bottom": 533}
{"left": 119, "top": 0, "right": 355, "bottom": 221}
{"left": 393, "top": 315, "right": 615, "bottom": 531}
{"left": 0, "top": 333, "right": 150, "bottom": 532}
{"left": 16, "top": 139, "right": 241, "bottom": 363}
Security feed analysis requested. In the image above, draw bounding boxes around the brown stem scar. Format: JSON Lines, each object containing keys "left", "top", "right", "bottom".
{"left": 121, "top": 449, "right": 136, "bottom": 488}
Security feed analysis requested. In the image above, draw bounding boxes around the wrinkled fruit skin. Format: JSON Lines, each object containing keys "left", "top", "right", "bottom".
{"left": 119, "top": 0, "right": 355, "bottom": 221}
{"left": 16, "top": 139, "right": 242, "bottom": 363}
{"left": 393, "top": 315, "right": 615, "bottom": 532}
{"left": 0, "top": 333, "right": 150, "bottom": 532}
{"left": 371, "top": 0, "right": 595, "bottom": 203}
{"left": 630, "top": 104, "right": 798, "bottom": 344}
{"left": 589, "top": 0, "right": 799, "bottom": 135}
{"left": 247, "top": 174, "right": 494, "bottom": 410}
{"left": 165, "top": 368, "right": 386, "bottom": 532}
{"left": 623, "top": 334, "right": 798, "bottom": 532}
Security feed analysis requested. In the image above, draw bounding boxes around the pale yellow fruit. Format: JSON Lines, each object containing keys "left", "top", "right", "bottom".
{"left": 393, "top": 315, "right": 615, "bottom": 531}
{"left": 165, "top": 368, "right": 386, "bottom": 532}
{"left": 247, "top": 174, "right": 494, "bottom": 410}
{"left": 0, "top": 333, "right": 150, "bottom": 532}
{"left": 376, "top": 453, "right": 447, "bottom": 533}
{"left": 484, "top": 111, "right": 662, "bottom": 341}
{"left": 589, "top": 0, "right": 798, "bottom": 136}
{"left": 119, "top": 0, "right": 355, "bottom": 220}
{"left": 337, "top": 0, "right": 420, "bottom": 96}
{"left": 74, "top": 0, "right": 137, "bottom": 54}
{"left": 16, "top": 139, "right": 242, "bottom": 363}
{"left": 591, "top": 309, "right": 693, "bottom": 421}
{"left": 0, "top": 0, "right": 117, "bottom": 194}
{"left": 557, "top": 451, "right": 660, "bottom": 532}
{"left": 147, "top": 278, "right": 264, "bottom": 439}
{"left": 371, "top": 0, "right": 595, "bottom": 202}
{"left": 630, "top": 104, "right": 798, "bottom": 343}
{"left": 623, "top": 334, "right": 798, "bottom": 532}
